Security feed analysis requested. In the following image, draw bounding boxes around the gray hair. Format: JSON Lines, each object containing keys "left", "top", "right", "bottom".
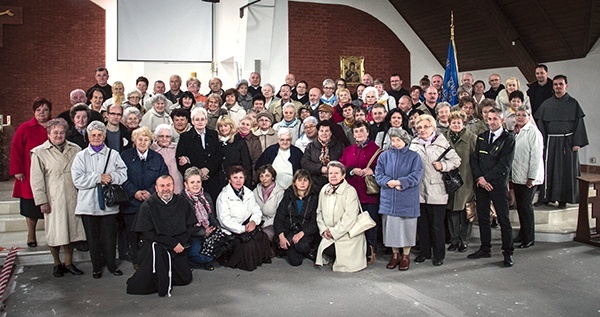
{"left": 87, "top": 120, "right": 107, "bottom": 135}
{"left": 277, "top": 128, "right": 292, "bottom": 139}
{"left": 362, "top": 86, "right": 379, "bottom": 100}
{"left": 45, "top": 118, "right": 69, "bottom": 134}
{"left": 303, "top": 116, "right": 318, "bottom": 125}
{"left": 191, "top": 107, "right": 208, "bottom": 120}
{"left": 435, "top": 102, "right": 451, "bottom": 114}
{"left": 326, "top": 160, "right": 346, "bottom": 175}
{"left": 127, "top": 90, "right": 141, "bottom": 99}
{"left": 282, "top": 102, "right": 297, "bottom": 112}
{"left": 183, "top": 166, "right": 202, "bottom": 182}
{"left": 262, "top": 83, "right": 275, "bottom": 94}
{"left": 388, "top": 128, "right": 412, "bottom": 145}
{"left": 154, "top": 123, "right": 174, "bottom": 141}
{"left": 322, "top": 78, "right": 335, "bottom": 87}
{"left": 123, "top": 107, "right": 142, "bottom": 121}
{"left": 516, "top": 105, "right": 531, "bottom": 116}
{"left": 149, "top": 94, "right": 168, "bottom": 107}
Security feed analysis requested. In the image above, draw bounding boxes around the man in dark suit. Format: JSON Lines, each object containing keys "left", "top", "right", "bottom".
{"left": 468, "top": 107, "right": 515, "bottom": 267}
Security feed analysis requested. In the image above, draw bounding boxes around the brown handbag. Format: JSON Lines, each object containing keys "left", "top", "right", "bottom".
{"left": 365, "top": 148, "right": 383, "bottom": 195}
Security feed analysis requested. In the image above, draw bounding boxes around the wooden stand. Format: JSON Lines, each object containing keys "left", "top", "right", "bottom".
{"left": 574, "top": 173, "right": 600, "bottom": 246}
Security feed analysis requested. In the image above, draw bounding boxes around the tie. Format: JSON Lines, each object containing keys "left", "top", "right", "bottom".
{"left": 489, "top": 132, "right": 494, "bottom": 144}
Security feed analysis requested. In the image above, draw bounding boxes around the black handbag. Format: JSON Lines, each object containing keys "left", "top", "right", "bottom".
{"left": 101, "top": 149, "right": 128, "bottom": 207}
{"left": 437, "top": 147, "right": 463, "bottom": 195}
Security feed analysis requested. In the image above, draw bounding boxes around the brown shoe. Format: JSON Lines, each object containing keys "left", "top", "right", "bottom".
{"left": 386, "top": 253, "right": 401, "bottom": 269}
{"left": 399, "top": 254, "right": 410, "bottom": 271}
{"left": 367, "top": 245, "right": 376, "bottom": 265}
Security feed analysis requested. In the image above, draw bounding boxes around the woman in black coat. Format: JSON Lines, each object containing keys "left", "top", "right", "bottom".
{"left": 301, "top": 121, "right": 345, "bottom": 191}
{"left": 176, "top": 107, "right": 224, "bottom": 201}
{"left": 273, "top": 169, "right": 320, "bottom": 266}
{"left": 216, "top": 116, "right": 253, "bottom": 188}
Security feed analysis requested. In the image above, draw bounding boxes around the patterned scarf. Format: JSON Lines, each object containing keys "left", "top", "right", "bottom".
{"left": 232, "top": 185, "right": 244, "bottom": 201}
{"left": 325, "top": 180, "right": 344, "bottom": 195}
{"left": 449, "top": 129, "right": 464, "bottom": 144}
{"left": 319, "top": 139, "right": 330, "bottom": 166}
{"left": 278, "top": 117, "right": 299, "bottom": 128}
{"left": 184, "top": 188, "right": 212, "bottom": 227}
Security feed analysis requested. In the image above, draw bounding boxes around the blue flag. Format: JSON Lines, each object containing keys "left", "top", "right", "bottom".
{"left": 442, "top": 39, "right": 459, "bottom": 105}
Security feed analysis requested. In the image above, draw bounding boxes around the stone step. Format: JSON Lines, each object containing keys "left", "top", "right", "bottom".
{"left": 0, "top": 200, "right": 20, "bottom": 215}
{"left": 0, "top": 231, "right": 90, "bottom": 266}
{"left": 0, "top": 214, "right": 44, "bottom": 233}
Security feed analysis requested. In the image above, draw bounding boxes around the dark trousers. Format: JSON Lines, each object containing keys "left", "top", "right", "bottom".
{"left": 123, "top": 213, "right": 140, "bottom": 264}
{"left": 475, "top": 184, "right": 514, "bottom": 254}
{"left": 418, "top": 204, "right": 446, "bottom": 261}
{"left": 447, "top": 209, "right": 470, "bottom": 245}
{"left": 281, "top": 232, "right": 314, "bottom": 266}
{"left": 362, "top": 203, "right": 380, "bottom": 250}
{"left": 117, "top": 212, "right": 129, "bottom": 259}
{"left": 82, "top": 214, "right": 118, "bottom": 273}
{"left": 514, "top": 184, "right": 537, "bottom": 243}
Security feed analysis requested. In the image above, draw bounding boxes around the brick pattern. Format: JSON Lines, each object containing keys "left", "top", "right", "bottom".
{"left": 288, "top": 1, "right": 410, "bottom": 93}
{"left": 0, "top": 0, "right": 105, "bottom": 128}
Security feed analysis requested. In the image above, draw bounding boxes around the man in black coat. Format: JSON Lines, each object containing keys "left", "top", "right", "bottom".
{"left": 468, "top": 107, "right": 515, "bottom": 267}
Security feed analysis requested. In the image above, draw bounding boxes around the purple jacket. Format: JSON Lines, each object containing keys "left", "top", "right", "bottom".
{"left": 339, "top": 140, "right": 381, "bottom": 204}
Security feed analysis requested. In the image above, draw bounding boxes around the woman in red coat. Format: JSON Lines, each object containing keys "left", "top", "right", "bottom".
{"left": 338, "top": 120, "right": 381, "bottom": 265}
{"left": 10, "top": 97, "right": 53, "bottom": 247}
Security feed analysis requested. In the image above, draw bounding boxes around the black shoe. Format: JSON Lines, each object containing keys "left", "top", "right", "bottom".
{"left": 519, "top": 241, "right": 535, "bottom": 248}
{"left": 92, "top": 271, "right": 102, "bottom": 279}
{"left": 490, "top": 218, "right": 499, "bottom": 228}
{"left": 557, "top": 202, "right": 567, "bottom": 209}
{"left": 458, "top": 243, "right": 468, "bottom": 253}
{"left": 432, "top": 259, "right": 444, "bottom": 266}
{"left": 53, "top": 265, "right": 65, "bottom": 277}
{"left": 65, "top": 263, "right": 84, "bottom": 275}
{"left": 503, "top": 253, "right": 514, "bottom": 267}
{"left": 467, "top": 249, "right": 491, "bottom": 259}
{"left": 447, "top": 244, "right": 458, "bottom": 251}
{"left": 414, "top": 255, "right": 429, "bottom": 263}
{"left": 111, "top": 269, "right": 123, "bottom": 276}
{"left": 203, "top": 262, "right": 215, "bottom": 271}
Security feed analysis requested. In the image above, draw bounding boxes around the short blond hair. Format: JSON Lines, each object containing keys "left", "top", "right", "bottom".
{"left": 216, "top": 115, "right": 236, "bottom": 142}
{"left": 132, "top": 126, "right": 154, "bottom": 143}
{"left": 414, "top": 114, "right": 437, "bottom": 129}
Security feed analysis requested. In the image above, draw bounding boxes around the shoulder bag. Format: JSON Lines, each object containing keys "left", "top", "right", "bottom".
{"left": 101, "top": 149, "right": 129, "bottom": 207}
{"left": 437, "top": 146, "right": 463, "bottom": 195}
{"left": 348, "top": 204, "right": 376, "bottom": 238}
{"left": 364, "top": 148, "right": 383, "bottom": 195}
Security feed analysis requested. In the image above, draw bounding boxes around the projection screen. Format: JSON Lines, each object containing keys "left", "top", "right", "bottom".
{"left": 117, "top": 0, "right": 213, "bottom": 62}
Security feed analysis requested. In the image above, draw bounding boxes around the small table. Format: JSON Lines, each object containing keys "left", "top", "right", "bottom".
{"left": 574, "top": 173, "right": 600, "bottom": 246}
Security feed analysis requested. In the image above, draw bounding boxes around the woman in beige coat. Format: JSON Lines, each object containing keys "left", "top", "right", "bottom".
{"left": 315, "top": 161, "right": 367, "bottom": 272}
{"left": 30, "top": 118, "right": 86, "bottom": 277}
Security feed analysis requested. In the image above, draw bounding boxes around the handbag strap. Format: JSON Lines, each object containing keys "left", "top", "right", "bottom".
{"left": 436, "top": 146, "right": 452, "bottom": 162}
{"left": 367, "top": 148, "right": 382, "bottom": 168}
{"left": 102, "top": 148, "right": 112, "bottom": 174}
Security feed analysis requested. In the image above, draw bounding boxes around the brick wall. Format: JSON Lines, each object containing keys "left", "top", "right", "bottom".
{"left": 0, "top": 0, "right": 105, "bottom": 128}
{"left": 288, "top": 1, "right": 410, "bottom": 92}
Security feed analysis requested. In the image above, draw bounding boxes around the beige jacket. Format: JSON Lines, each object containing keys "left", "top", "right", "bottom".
{"left": 316, "top": 181, "right": 367, "bottom": 272}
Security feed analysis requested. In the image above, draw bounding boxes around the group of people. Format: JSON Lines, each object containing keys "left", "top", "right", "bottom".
{"left": 9, "top": 64, "right": 588, "bottom": 296}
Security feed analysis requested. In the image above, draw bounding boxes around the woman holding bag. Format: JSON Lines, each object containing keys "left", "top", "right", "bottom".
{"left": 315, "top": 161, "right": 367, "bottom": 272}
{"left": 339, "top": 120, "right": 381, "bottom": 265}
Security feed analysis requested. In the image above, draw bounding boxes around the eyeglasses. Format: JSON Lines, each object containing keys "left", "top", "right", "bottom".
{"left": 323, "top": 86, "right": 334, "bottom": 90}
{"left": 415, "top": 125, "right": 432, "bottom": 130}
{"left": 108, "top": 112, "right": 123, "bottom": 117}
{"left": 128, "top": 96, "right": 140, "bottom": 99}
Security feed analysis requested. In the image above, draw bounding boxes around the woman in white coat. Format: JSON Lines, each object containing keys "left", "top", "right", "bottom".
{"left": 217, "top": 166, "right": 272, "bottom": 271}
{"left": 512, "top": 106, "right": 544, "bottom": 248}
{"left": 315, "top": 161, "right": 367, "bottom": 272}
{"left": 409, "top": 115, "right": 461, "bottom": 267}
